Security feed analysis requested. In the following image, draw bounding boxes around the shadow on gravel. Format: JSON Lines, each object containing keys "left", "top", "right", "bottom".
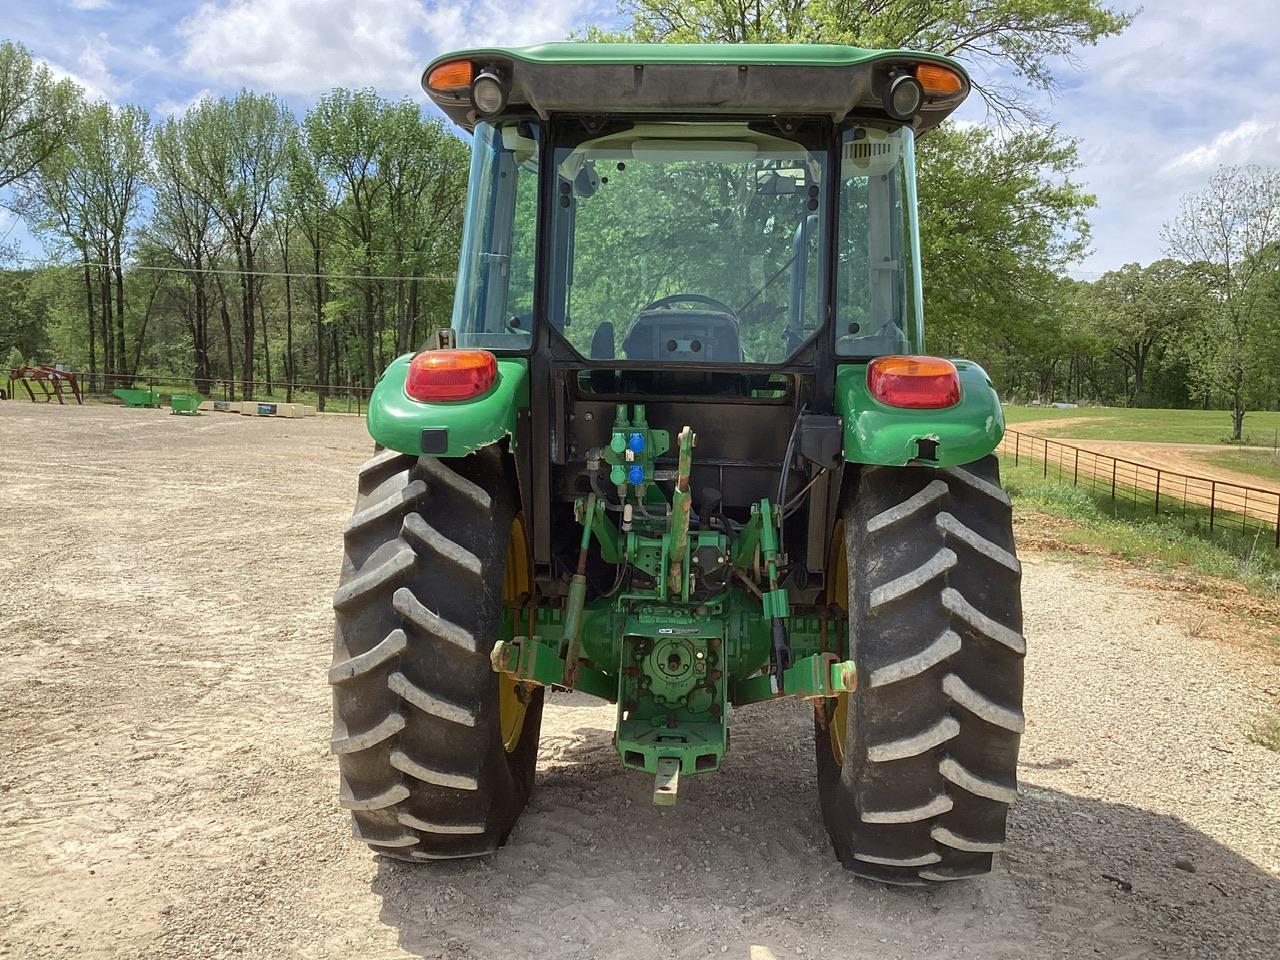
{"left": 1019, "top": 756, "right": 1076, "bottom": 771}
{"left": 368, "top": 724, "right": 1279, "bottom": 959}
{"left": 1004, "top": 782, "right": 1279, "bottom": 959}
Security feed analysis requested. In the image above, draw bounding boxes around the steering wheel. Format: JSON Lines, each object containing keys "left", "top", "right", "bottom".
{"left": 638, "top": 293, "right": 738, "bottom": 317}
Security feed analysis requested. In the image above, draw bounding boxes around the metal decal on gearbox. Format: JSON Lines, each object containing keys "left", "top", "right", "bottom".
{"left": 657, "top": 627, "right": 701, "bottom": 636}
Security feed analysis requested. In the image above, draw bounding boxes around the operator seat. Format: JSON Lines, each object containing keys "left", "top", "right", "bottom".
{"left": 836, "top": 320, "right": 911, "bottom": 357}
{"left": 622, "top": 295, "right": 745, "bottom": 363}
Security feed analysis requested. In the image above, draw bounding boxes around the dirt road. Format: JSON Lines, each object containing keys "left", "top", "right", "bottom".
{"left": 1069, "top": 440, "right": 1279, "bottom": 492}
{"left": 2, "top": 403, "right": 1277, "bottom": 959}
{"left": 1000, "top": 430, "right": 1280, "bottom": 530}
{"left": 1009, "top": 420, "right": 1280, "bottom": 494}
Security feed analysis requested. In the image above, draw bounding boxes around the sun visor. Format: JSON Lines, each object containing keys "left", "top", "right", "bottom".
{"left": 630, "top": 140, "right": 758, "bottom": 163}
{"left": 841, "top": 126, "right": 903, "bottom": 178}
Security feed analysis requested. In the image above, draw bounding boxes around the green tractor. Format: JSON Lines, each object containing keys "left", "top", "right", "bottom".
{"left": 331, "top": 43, "right": 1023, "bottom": 885}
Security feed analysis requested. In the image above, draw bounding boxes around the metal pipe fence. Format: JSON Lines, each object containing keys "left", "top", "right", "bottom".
{"left": 5, "top": 370, "right": 374, "bottom": 416}
{"left": 998, "top": 429, "right": 1280, "bottom": 550}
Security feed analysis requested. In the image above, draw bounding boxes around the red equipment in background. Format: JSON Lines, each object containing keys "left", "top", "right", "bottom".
{"left": 7, "top": 366, "right": 83, "bottom": 404}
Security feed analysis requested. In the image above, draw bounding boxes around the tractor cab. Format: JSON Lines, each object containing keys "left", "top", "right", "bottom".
{"left": 443, "top": 67, "right": 939, "bottom": 368}
{"left": 408, "top": 44, "right": 979, "bottom": 593}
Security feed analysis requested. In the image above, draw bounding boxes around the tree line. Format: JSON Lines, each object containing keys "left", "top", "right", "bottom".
{"left": 3, "top": 1, "right": 1277, "bottom": 434}
{"left": 0, "top": 39, "right": 466, "bottom": 404}
{"left": 991, "top": 166, "right": 1280, "bottom": 440}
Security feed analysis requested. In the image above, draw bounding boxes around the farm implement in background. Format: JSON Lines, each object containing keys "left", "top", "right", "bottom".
{"left": 8, "top": 366, "right": 82, "bottom": 404}
{"left": 112, "top": 388, "right": 162, "bottom": 408}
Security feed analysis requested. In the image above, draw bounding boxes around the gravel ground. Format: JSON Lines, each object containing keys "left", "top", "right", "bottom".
{"left": 1, "top": 402, "right": 1277, "bottom": 960}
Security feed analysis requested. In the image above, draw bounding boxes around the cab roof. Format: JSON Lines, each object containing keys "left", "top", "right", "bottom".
{"left": 422, "top": 42, "right": 970, "bottom": 134}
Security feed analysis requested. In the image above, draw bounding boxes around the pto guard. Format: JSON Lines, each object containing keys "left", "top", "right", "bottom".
{"left": 366, "top": 354, "right": 529, "bottom": 457}
{"left": 836, "top": 360, "right": 1004, "bottom": 467}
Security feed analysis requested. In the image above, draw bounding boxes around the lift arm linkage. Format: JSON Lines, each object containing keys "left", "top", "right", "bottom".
{"left": 489, "top": 404, "right": 854, "bottom": 804}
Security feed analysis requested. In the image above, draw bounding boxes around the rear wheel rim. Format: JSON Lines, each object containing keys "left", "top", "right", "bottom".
{"left": 500, "top": 515, "right": 531, "bottom": 753}
{"left": 826, "top": 517, "right": 848, "bottom": 767}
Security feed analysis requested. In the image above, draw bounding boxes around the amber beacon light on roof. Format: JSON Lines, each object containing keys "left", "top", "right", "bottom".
{"left": 427, "top": 58, "right": 510, "bottom": 117}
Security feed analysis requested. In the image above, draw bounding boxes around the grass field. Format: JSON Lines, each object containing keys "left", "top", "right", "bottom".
{"left": 1003, "top": 405, "right": 1280, "bottom": 446}
{"left": 1192, "top": 449, "right": 1280, "bottom": 484}
{"left": 1001, "top": 459, "right": 1280, "bottom": 598}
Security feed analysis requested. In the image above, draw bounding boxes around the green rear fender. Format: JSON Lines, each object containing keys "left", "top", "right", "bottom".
{"left": 366, "top": 354, "right": 529, "bottom": 457}
{"left": 835, "top": 360, "right": 1004, "bottom": 468}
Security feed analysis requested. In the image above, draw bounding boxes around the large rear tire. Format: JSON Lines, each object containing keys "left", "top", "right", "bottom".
{"left": 330, "top": 446, "right": 542, "bottom": 861}
{"left": 816, "top": 455, "right": 1025, "bottom": 884}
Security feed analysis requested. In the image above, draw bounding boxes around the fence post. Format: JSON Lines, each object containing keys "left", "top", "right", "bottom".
{"left": 1154, "top": 470, "right": 1161, "bottom": 516}
{"left": 1111, "top": 458, "right": 1117, "bottom": 503}
{"left": 1043, "top": 440, "right": 1049, "bottom": 478}
{"left": 1015, "top": 432, "right": 1020, "bottom": 466}
{"left": 1274, "top": 495, "right": 1279, "bottom": 548}
{"left": 1209, "top": 481, "right": 1216, "bottom": 531}
{"left": 1073, "top": 447, "right": 1079, "bottom": 486}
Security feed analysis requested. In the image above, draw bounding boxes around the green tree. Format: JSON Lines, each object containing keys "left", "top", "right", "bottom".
{"left": 184, "top": 93, "right": 294, "bottom": 398}
{"left": 375, "top": 104, "right": 467, "bottom": 354}
{"left": 1163, "top": 166, "right": 1280, "bottom": 440}
{"left": 285, "top": 131, "right": 337, "bottom": 405}
{"left": 4, "top": 343, "right": 25, "bottom": 374}
{"left": 24, "top": 99, "right": 149, "bottom": 382}
{"left": 597, "top": 0, "right": 1131, "bottom": 119}
{"left": 1251, "top": 267, "right": 1280, "bottom": 413}
{"left": 0, "top": 270, "right": 48, "bottom": 362}
{"left": 916, "top": 124, "right": 1092, "bottom": 357}
{"left": 0, "top": 40, "right": 77, "bottom": 200}
{"left": 149, "top": 112, "right": 220, "bottom": 390}
{"left": 267, "top": 167, "right": 298, "bottom": 399}
{"left": 21, "top": 89, "right": 101, "bottom": 385}
{"left": 304, "top": 89, "right": 385, "bottom": 387}
{"left": 89, "top": 102, "right": 150, "bottom": 376}
{"left": 1088, "top": 259, "right": 1201, "bottom": 406}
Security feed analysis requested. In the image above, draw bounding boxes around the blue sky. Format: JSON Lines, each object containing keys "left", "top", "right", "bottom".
{"left": 3, "top": 0, "right": 1279, "bottom": 277}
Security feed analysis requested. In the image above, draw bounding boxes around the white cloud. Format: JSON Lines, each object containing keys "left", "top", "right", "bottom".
{"left": 420, "top": 0, "right": 610, "bottom": 49}
{"left": 1010, "top": 0, "right": 1280, "bottom": 272}
{"left": 1163, "top": 119, "right": 1280, "bottom": 175}
{"left": 179, "top": 0, "right": 431, "bottom": 95}
{"left": 154, "top": 88, "right": 217, "bottom": 119}
{"left": 177, "top": 0, "right": 611, "bottom": 97}
{"left": 41, "top": 38, "right": 130, "bottom": 103}
{"left": 67, "top": 0, "right": 112, "bottom": 10}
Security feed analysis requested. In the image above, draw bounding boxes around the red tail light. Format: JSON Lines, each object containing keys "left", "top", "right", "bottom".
{"left": 405, "top": 349, "right": 497, "bottom": 402}
{"left": 867, "top": 355, "right": 961, "bottom": 409}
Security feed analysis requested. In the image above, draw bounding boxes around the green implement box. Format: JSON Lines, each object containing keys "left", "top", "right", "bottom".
{"left": 113, "top": 388, "right": 161, "bottom": 408}
{"left": 169, "top": 394, "right": 203, "bottom": 415}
